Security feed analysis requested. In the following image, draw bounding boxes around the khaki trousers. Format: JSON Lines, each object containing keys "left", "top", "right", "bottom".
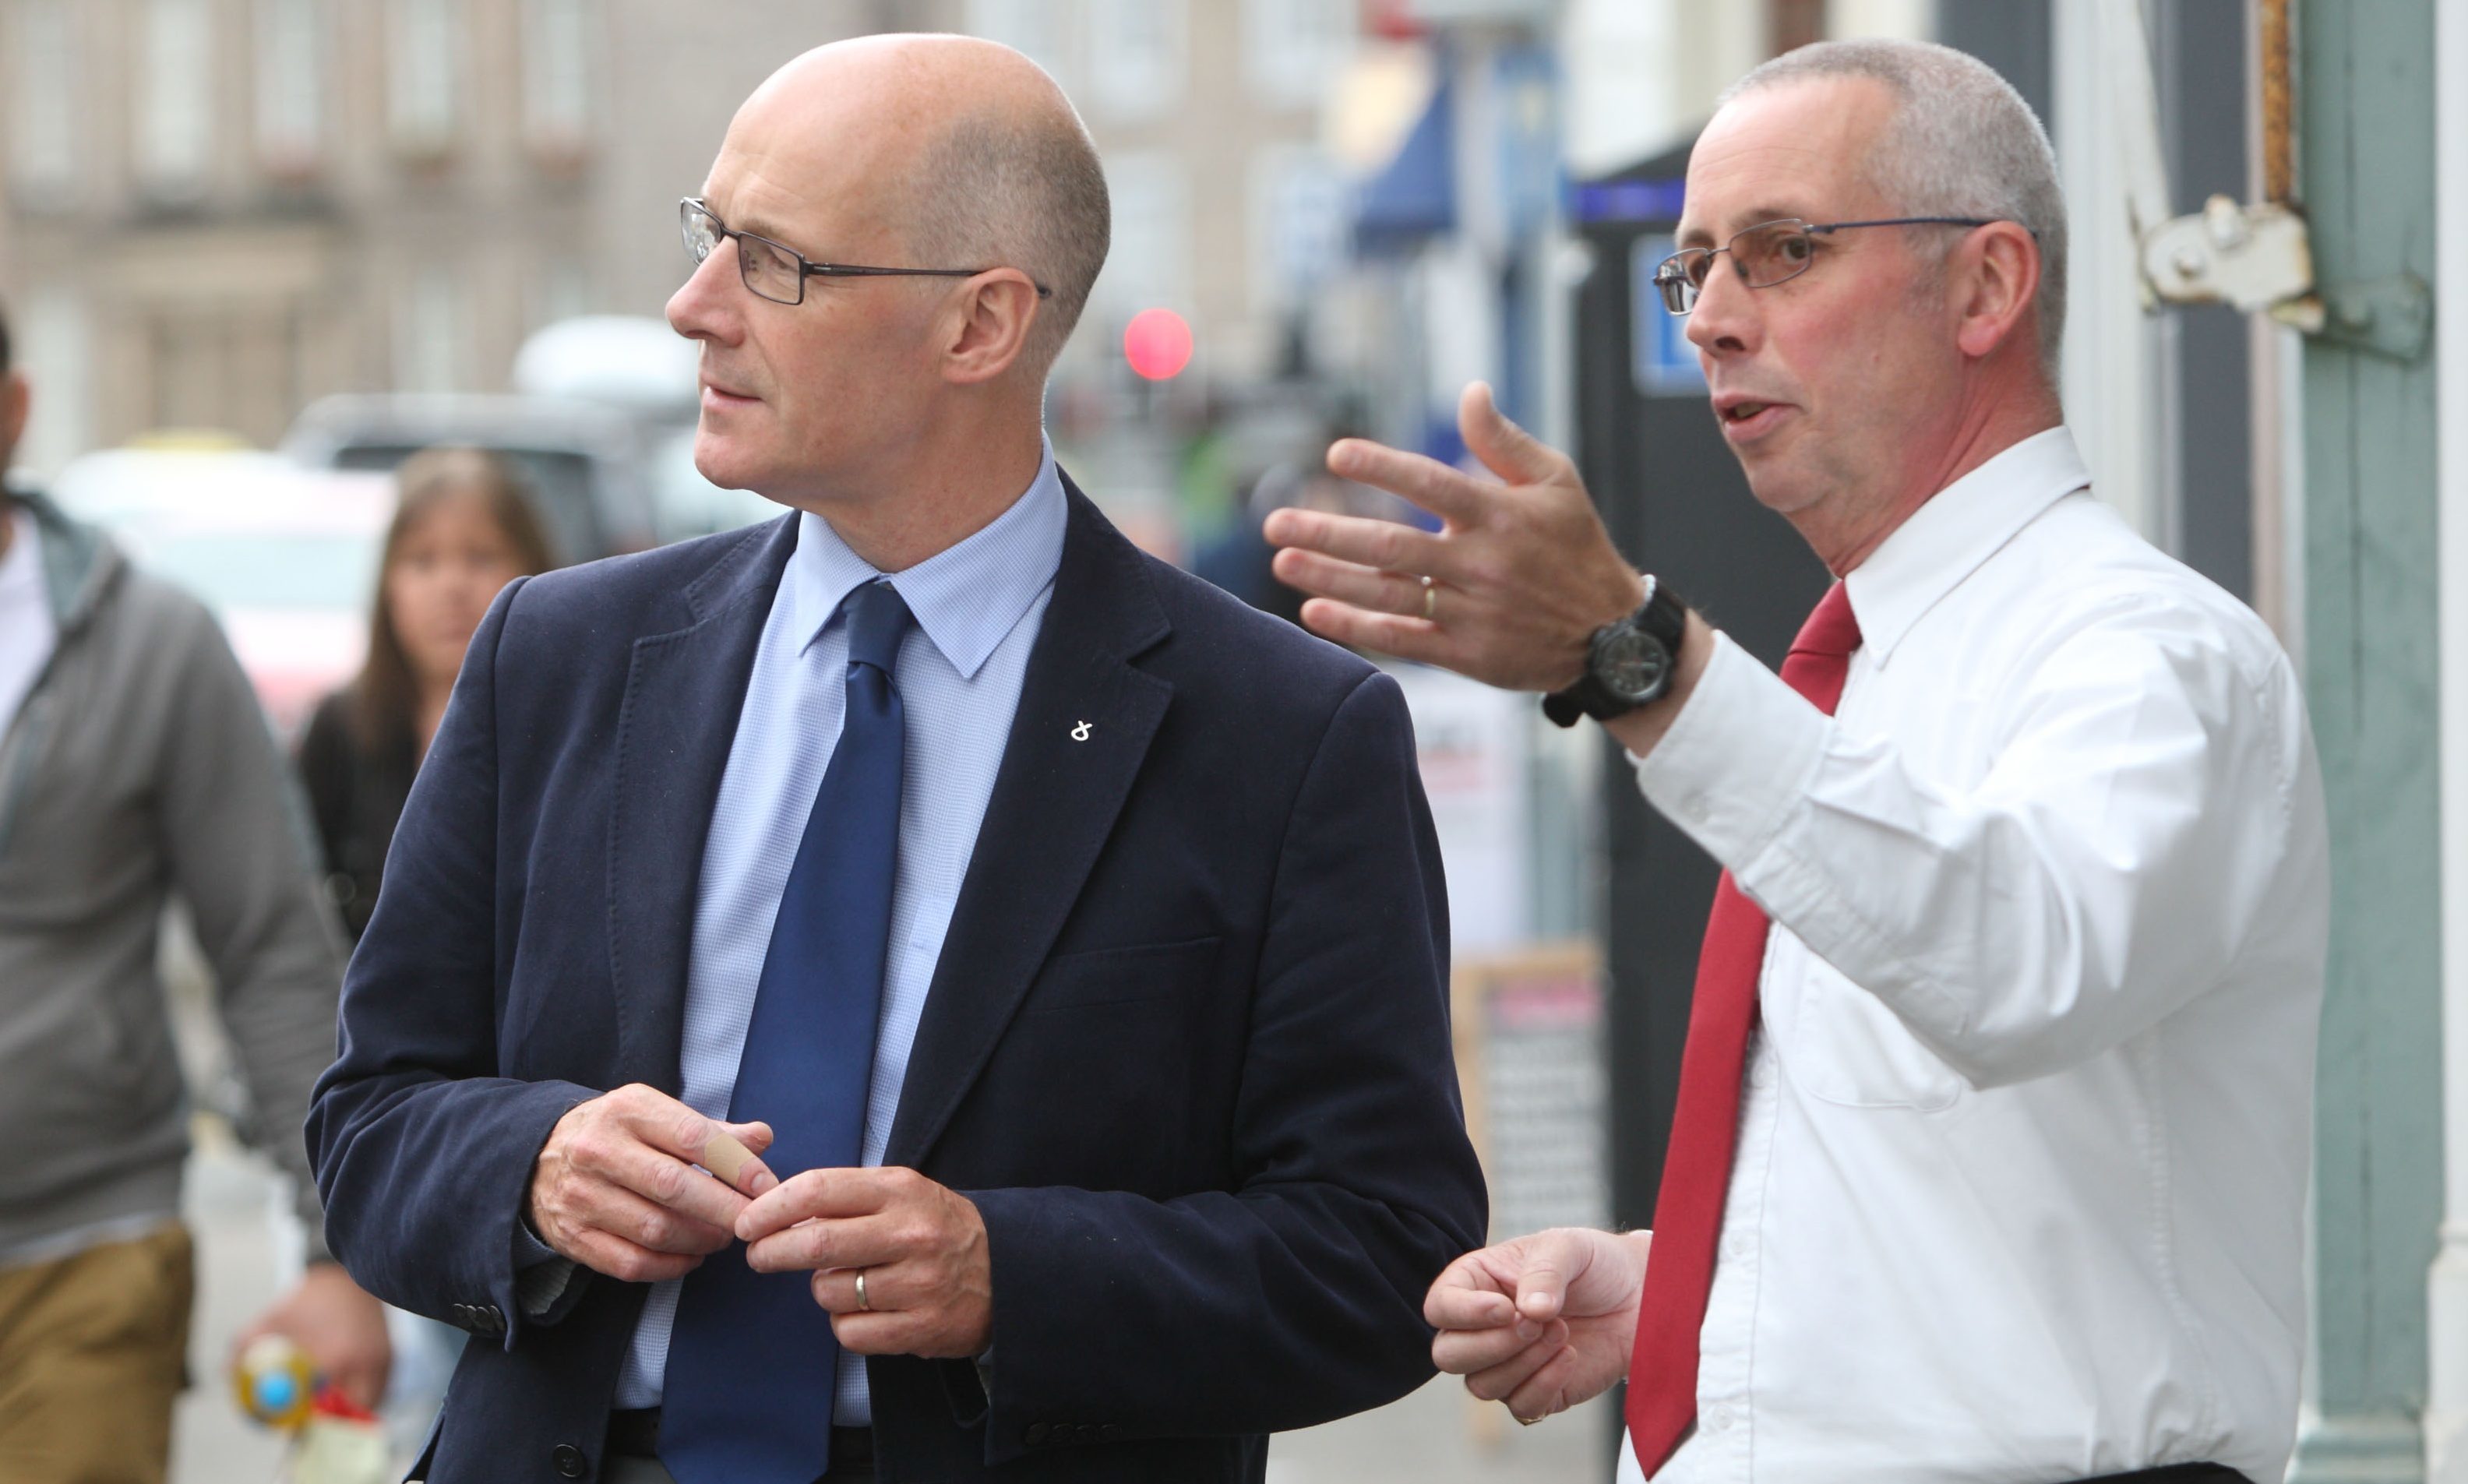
{"left": 0, "top": 1226, "right": 194, "bottom": 1484}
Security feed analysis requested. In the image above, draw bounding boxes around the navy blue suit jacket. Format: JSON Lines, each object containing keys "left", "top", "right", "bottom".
{"left": 308, "top": 483, "right": 1487, "bottom": 1483}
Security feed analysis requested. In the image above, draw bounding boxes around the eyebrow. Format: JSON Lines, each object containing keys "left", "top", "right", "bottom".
{"left": 1676, "top": 205, "right": 1815, "bottom": 248}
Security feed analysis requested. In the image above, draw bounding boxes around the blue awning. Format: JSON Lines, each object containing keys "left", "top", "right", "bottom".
{"left": 1352, "top": 74, "right": 1454, "bottom": 252}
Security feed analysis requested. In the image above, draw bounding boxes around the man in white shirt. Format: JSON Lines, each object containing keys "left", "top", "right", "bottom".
{"left": 1267, "top": 37, "right": 2325, "bottom": 1484}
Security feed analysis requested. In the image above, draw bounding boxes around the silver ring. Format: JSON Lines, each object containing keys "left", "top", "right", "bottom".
{"left": 1420, "top": 573, "right": 1438, "bottom": 621}
{"left": 854, "top": 1269, "right": 871, "bottom": 1311}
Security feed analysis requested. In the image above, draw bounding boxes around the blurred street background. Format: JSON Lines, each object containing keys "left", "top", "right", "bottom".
{"left": 0, "top": 1, "right": 2460, "bottom": 1482}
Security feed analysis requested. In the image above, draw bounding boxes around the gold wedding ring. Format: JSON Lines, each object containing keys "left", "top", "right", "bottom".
{"left": 854, "top": 1269, "right": 872, "bottom": 1311}
{"left": 1420, "top": 573, "right": 1438, "bottom": 621}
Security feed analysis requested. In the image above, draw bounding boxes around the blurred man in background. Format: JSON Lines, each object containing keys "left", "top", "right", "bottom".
{"left": 0, "top": 305, "right": 390, "bottom": 1482}
{"left": 1271, "top": 38, "right": 2325, "bottom": 1484}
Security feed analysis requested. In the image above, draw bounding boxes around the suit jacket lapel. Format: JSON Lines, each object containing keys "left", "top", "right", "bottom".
{"left": 605, "top": 516, "right": 799, "bottom": 1093}
{"left": 884, "top": 485, "right": 1172, "bottom": 1167}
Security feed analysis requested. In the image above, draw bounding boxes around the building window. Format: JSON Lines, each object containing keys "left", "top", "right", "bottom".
{"left": 256, "top": 0, "right": 323, "bottom": 178}
{"left": 1248, "top": 143, "right": 1348, "bottom": 315}
{"left": 1099, "top": 151, "right": 1191, "bottom": 319}
{"left": 1243, "top": 0, "right": 1355, "bottom": 111}
{"left": 16, "top": 288, "right": 91, "bottom": 477}
{"left": 389, "top": 0, "right": 464, "bottom": 159}
{"left": 521, "top": 0, "right": 594, "bottom": 158}
{"left": 1088, "top": 0, "right": 1184, "bottom": 122}
{"left": 966, "top": 0, "right": 1072, "bottom": 88}
{"left": 138, "top": 0, "right": 216, "bottom": 202}
{"left": 9, "top": 0, "right": 80, "bottom": 205}
{"left": 397, "top": 266, "right": 468, "bottom": 392}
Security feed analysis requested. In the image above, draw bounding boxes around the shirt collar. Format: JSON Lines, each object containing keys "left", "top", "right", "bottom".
{"left": 781, "top": 437, "right": 1069, "bottom": 680}
{"left": 1842, "top": 426, "right": 2092, "bottom": 666}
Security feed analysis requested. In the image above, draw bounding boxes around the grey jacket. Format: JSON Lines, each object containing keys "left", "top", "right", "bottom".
{"left": 0, "top": 489, "right": 343, "bottom": 1264}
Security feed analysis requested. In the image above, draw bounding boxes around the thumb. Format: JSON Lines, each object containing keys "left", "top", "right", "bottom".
{"left": 1459, "top": 381, "right": 1560, "bottom": 488}
{"left": 1514, "top": 1246, "right": 1574, "bottom": 1324}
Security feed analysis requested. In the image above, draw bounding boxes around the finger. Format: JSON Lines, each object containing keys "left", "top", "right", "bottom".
{"left": 584, "top": 1133, "right": 755, "bottom": 1232}
{"left": 1261, "top": 506, "right": 1452, "bottom": 578}
{"left": 827, "top": 1310, "right": 917, "bottom": 1356}
{"left": 1270, "top": 548, "right": 1433, "bottom": 616}
{"left": 1461, "top": 1327, "right": 1569, "bottom": 1403}
{"left": 1458, "top": 382, "right": 1564, "bottom": 488}
{"left": 1433, "top": 1324, "right": 1548, "bottom": 1377}
{"left": 573, "top": 1179, "right": 735, "bottom": 1258}
{"left": 746, "top": 1211, "right": 907, "bottom": 1274}
{"left": 1324, "top": 439, "right": 1491, "bottom": 526}
{"left": 1498, "top": 1331, "right": 1597, "bottom": 1422}
{"left": 737, "top": 1166, "right": 898, "bottom": 1241}
{"left": 1292, "top": 598, "right": 1454, "bottom": 666}
{"left": 611, "top": 1093, "right": 779, "bottom": 1200}
{"left": 562, "top": 1224, "right": 706, "bottom": 1285}
{"left": 808, "top": 1261, "right": 908, "bottom": 1317}
{"left": 698, "top": 1126, "right": 777, "bottom": 1197}
{"left": 1425, "top": 1285, "right": 1518, "bottom": 1332}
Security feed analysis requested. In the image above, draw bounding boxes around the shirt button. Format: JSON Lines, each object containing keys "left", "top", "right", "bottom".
{"left": 1749, "top": 1057, "right": 1777, "bottom": 1090}
{"left": 1701, "top": 1404, "right": 1732, "bottom": 1433}
{"left": 1722, "top": 1230, "right": 1755, "bottom": 1265}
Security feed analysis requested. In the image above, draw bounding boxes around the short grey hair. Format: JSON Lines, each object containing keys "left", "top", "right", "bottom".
{"left": 903, "top": 102, "right": 1110, "bottom": 380}
{"left": 1720, "top": 38, "right": 2068, "bottom": 382}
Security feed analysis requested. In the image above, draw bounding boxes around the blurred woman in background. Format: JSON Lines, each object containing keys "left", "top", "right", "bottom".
{"left": 297, "top": 447, "right": 553, "bottom": 939}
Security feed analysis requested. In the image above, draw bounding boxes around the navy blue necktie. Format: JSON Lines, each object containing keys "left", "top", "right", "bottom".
{"left": 662, "top": 580, "right": 913, "bottom": 1484}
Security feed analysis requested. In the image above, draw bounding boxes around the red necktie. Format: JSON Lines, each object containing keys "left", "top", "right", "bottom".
{"left": 1625, "top": 581, "right": 1862, "bottom": 1476}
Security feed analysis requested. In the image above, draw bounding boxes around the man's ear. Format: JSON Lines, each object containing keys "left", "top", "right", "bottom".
{"left": 941, "top": 273, "right": 1042, "bottom": 386}
{"left": 1952, "top": 222, "right": 2040, "bottom": 362}
{"left": 0, "top": 374, "right": 31, "bottom": 468}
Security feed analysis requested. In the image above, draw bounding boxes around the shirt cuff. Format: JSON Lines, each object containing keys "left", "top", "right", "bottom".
{"left": 1629, "top": 629, "right": 1832, "bottom": 883}
{"left": 511, "top": 1215, "right": 582, "bottom": 1320}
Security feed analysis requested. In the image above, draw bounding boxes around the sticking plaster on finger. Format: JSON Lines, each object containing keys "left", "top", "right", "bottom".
{"left": 702, "top": 1130, "right": 757, "bottom": 1189}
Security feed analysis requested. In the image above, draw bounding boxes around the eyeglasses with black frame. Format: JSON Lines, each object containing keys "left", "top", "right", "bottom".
{"left": 680, "top": 197, "right": 1052, "bottom": 306}
{"left": 1652, "top": 217, "right": 2001, "bottom": 315}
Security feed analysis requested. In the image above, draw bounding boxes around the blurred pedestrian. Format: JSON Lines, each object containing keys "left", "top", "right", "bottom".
{"left": 297, "top": 448, "right": 554, "bottom": 941}
{"left": 1271, "top": 38, "right": 2325, "bottom": 1484}
{"left": 309, "top": 33, "right": 1482, "bottom": 1484}
{"left": 0, "top": 306, "right": 391, "bottom": 1482}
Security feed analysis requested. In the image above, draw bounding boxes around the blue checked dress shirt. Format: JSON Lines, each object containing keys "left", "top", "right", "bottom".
{"left": 611, "top": 442, "right": 1067, "bottom": 1422}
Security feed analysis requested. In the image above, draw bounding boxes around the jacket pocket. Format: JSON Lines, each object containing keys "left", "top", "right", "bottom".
{"left": 1018, "top": 937, "right": 1223, "bottom": 1016}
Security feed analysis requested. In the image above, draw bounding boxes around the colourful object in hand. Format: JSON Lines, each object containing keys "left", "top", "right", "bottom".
{"left": 234, "top": 1333, "right": 318, "bottom": 1430}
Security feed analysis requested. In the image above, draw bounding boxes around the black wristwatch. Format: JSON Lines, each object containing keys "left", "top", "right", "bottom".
{"left": 1542, "top": 575, "right": 1688, "bottom": 728}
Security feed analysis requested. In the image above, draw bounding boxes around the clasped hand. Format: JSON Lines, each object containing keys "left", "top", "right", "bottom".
{"left": 529, "top": 1084, "right": 990, "bottom": 1357}
{"left": 1423, "top": 1226, "right": 1653, "bottom": 1425}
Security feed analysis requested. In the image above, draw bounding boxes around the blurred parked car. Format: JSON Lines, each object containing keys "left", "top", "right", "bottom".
{"left": 282, "top": 393, "right": 653, "bottom": 562}
{"left": 50, "top": 446, "right": 396, "bottom": 738}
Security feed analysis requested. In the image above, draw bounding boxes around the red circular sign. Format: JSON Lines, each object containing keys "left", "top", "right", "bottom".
{"left": 1123, "top": 308, "right": 1193, "bottom": 381}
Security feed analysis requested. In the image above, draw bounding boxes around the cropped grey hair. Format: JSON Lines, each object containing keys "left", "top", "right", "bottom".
{"left": 1720, "top": 38, "right": 2068, "bottom": 382}
{"left": 903, "top": 101, "right": 1110, "bottom": 380}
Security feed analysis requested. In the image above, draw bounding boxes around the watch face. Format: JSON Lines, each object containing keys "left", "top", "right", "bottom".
{"left": 1595, "top": 626, "right": 1671, "bottom": 703}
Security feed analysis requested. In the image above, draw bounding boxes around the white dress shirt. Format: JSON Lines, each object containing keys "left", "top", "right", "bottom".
{"left": 612, "top": 445, "right": 1068, "bottom": 1422}
{"left": 1617, "top": 428, "right": 2327, "bottom": 1484}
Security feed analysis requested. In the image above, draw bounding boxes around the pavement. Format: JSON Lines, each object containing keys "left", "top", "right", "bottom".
{"left": 170, "top": 1137, "right": 1615, "bottom": 1484}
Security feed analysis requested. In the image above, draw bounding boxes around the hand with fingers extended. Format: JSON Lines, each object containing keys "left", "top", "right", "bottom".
{"left": 1264, "top": 381, "right": 1648, "bottom": 692}
{"left": 1425, "top": 1226, "right": 1652, "bottom": 1426}
{"left": 737, "top": 1165, "right": 993, "bottom": 1360}
{"left": 526, "top": 1082, "right": 779, "bottom": 1284}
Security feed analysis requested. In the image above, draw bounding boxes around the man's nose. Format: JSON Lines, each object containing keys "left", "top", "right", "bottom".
{"left": 1684, "top": 256, "right": 1760, "bottom": 358}
{"left": 667, "top": 246, "right": 742, "bottom": 343}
